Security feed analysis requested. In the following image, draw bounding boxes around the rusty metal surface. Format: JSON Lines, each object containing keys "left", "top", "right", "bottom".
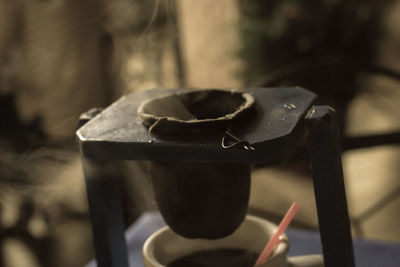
{"left": 76, "top": 87, "right": 316, "bottom": 163}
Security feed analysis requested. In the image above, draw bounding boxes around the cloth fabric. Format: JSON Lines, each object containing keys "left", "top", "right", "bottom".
{"left": 87, "top": 211, "right": 400, "bottom": 267}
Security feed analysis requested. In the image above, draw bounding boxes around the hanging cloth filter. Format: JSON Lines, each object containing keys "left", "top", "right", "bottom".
{"left": 137, "top": 89, "right": 255, "bottom": 239}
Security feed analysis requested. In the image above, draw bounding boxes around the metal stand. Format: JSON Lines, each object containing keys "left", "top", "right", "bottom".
{"left": 306, "top": 106, "right": 355, "bottom": 267}
{"left": 76, "top": 88, "right": 355, "bottom": 267}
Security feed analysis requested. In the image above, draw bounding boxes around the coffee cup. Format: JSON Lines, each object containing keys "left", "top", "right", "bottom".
{"left": 142, "top": 215, "right": 324, "bottom": 267}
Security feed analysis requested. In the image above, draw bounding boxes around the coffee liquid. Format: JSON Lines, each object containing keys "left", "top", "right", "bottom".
{"left": 167, "top": 248, "right": 258, "bottom": 267}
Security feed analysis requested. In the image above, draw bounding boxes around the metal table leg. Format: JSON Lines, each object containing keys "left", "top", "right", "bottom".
{"left": 305, "top": 105, "right": 355, "bottom": 267}
{"left": 82, "top": 158, "right": 129, "bottom": 267}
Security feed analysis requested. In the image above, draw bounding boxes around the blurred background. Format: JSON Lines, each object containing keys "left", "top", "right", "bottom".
{"left": 1, "top": 0, "right": 400, "bottom": 266}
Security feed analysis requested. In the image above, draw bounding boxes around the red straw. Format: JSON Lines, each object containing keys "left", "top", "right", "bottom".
{"left": 254, "top": 202, "right": 300, "bottom": 266}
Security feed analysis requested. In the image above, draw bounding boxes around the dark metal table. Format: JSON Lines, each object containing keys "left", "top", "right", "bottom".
{"left": 77, "top": 87, "right": 354, "bottom": 267}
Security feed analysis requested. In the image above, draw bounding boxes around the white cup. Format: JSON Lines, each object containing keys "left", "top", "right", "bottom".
{"left": 142, "top": 215, "right": 324, "bottom": 267}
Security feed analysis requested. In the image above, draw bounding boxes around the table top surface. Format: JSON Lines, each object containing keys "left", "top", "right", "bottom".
{"left": 77, "top": 87, "right": 315, "bottom": 163}
{"left": 86, "top": 212, "right": 400, "bottom": 267}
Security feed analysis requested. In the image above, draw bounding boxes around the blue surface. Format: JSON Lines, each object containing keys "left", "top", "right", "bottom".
{"left": 87, "top": 212, "right": 400, "bottom": 267}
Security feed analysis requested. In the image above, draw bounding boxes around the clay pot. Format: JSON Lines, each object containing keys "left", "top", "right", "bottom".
{"left": 137, "top": 89, "right": 254, "bottom": 134}
{"left": 138, "top": 89, "right": 254, "bottom": 239}
{"left": 150, "top": 162, "right": 250, "bottom": 239}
